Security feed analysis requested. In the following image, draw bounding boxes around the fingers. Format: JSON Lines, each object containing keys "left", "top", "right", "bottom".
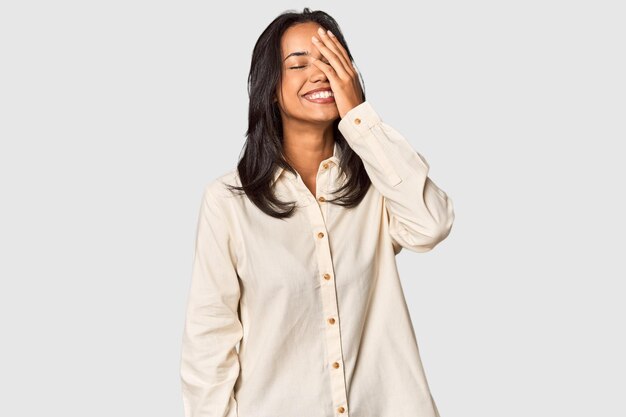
{"left": 312, "top": 28, "right": 353, "bottom": 79}
{"left": 315, "top": 27, "right": 350, "bottom": 73}
{"left": 311, "top": 36, "right": 348, "bottom": 79}
{"left": 325, "top": 30, "right": 356, "bottom": 74}
{"left": 310, "top": 56, "right": 339, "bottom": 83}
{"left": 311, "top": 26, "right": 364, "bottom": 109}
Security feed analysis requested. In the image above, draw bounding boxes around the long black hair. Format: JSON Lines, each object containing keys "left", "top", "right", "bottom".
{"left": 225, "top": 7, "right": 371, "bottom": 219}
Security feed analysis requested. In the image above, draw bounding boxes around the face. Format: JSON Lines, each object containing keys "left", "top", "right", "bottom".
{"left": 275, "top": 22, "right": 339, "bottom": 124}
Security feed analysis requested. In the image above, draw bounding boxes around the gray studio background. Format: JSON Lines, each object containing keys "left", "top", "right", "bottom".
{"left": 1, "top": 1, "right": 624, "bottom": 416}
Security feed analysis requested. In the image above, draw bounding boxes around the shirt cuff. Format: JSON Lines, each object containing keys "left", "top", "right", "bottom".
{"left": 337, "top": 100, "right": 403, "bottom": 187}
{"left": 337, "top": 100, "right": 382, "bottom": 135}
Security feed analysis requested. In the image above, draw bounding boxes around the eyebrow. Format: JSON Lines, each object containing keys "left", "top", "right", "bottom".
{"left": 283, "top": 50, "right": 310, "bottom": 61}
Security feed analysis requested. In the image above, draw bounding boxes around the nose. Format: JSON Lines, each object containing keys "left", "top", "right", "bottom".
{"left": 309, "top": 62, "right": 329, "bottom": 83}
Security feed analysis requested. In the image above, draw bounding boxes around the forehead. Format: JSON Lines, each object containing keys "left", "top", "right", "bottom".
{"left": 281, "top": 22, "right": 323, "bottom": 58}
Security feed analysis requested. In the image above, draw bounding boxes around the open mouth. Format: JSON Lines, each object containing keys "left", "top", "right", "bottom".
{"left": 303, "top": 90, "right": 335, "bottom": 104}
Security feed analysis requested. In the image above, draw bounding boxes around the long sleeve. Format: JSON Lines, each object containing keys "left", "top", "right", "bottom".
{"left": 180, "top": 185, "right": 243, "bottom": 417}
{"left": 337, "top": 100, "right": 455, "bottom": 253}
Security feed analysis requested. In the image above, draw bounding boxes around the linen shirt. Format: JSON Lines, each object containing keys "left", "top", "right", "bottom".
{"left": 180, "top": 100, "right": 455, "bottom": 417}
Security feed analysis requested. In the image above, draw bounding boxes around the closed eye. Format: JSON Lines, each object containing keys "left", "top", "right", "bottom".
{"left": 289, "top": 60, "right": 330, "bottom": 70}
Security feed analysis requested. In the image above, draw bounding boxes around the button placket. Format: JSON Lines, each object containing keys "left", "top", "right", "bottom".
{"left": 317, "top": 159, "right": 332, "bottom": 222}
{"left": 304, "top": 198, "right": 349, "bottom": 416}
{"left": 326, "top": 162, "right": 339, "bottom": 224}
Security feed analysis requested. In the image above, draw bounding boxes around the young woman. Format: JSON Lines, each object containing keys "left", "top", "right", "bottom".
{"left": 180, "top": 8, "right": 454, "bottom": 417}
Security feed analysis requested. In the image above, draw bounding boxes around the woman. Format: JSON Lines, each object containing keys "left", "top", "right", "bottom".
{"left": 180, "top": 7, "right": 454, "bottom": 417}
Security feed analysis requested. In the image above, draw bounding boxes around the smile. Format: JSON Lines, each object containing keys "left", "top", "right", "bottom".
{"left": 303, "top": 90, "right": 335, "bottom": 104}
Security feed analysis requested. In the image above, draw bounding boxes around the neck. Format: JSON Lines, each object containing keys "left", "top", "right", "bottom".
{"left": 281, "top": 119, "right": 335, "bottom": 180}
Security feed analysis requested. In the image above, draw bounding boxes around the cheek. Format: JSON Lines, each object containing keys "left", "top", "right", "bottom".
{"left": 282, "top": 75, "right": 305, "bottom": 98}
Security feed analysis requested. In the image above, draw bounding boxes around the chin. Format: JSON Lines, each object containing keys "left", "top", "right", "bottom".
{"left": 308, "top": 111, "right": 338, "bottom": 122}
{"left": 303, "top": 104, "right": 338, "bottom": 115}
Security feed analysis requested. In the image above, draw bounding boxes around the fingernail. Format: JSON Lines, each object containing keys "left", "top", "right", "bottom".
{"left": 318, "top": 27, "right": 325, "bottom": 36}
{"left": 327, "top": 30, "right": 335, "bottom": 37}
{"left": 311, "top": 36, "right": 319, "bottom": 42}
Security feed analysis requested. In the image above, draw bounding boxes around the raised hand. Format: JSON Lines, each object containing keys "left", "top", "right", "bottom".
{"left": 311, "top": 27, "right": 364, "bottom": 119}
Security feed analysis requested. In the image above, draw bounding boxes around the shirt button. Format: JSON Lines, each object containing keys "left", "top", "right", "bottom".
{"left": 318, "top": 196, "right": 326, "bottom": 202}
{"left": 332, "top": 361, "right": 340, "bottom": 368}
{"left": 337, "top": 406, "right": 345, "bottom": 413}
{"left": 317, "top": 232, "right": 325, "bottom": 238}
{"left": 328, "top": 317, "right": 335, "bottom": 324}
{"left": 354, "top": 117, "right": 361, "bottom": 125}
{"left": 323, "top": 273, "right": 331, "bottom": 280}
{"left": 322, "top": 162, "right": 329, "bottom": 169}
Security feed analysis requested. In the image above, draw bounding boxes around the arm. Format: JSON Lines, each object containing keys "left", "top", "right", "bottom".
{"left": 180, "top": 185, "right": 242, "bottom": 417}
{"left": 338, "top": 101, "right": 455, "bottom": 253}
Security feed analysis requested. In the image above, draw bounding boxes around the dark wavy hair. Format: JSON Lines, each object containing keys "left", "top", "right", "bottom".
{"left": 225, "top": 7, "right": 371, "bottom": 219}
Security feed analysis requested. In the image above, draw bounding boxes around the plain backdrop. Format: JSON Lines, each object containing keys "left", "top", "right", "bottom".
{"left": 1, "top": 1, "right": 624, "bottom": 416}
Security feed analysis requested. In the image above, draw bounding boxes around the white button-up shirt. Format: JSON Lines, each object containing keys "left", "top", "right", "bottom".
{"left": 180, "top": 100, "right": 455, "bottom": 417}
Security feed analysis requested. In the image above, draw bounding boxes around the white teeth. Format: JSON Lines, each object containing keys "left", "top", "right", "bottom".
{"left": 305, "top": 90, "right": 334, "bottom": 99}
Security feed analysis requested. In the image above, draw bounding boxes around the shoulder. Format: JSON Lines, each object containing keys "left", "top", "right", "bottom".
{"left": 200, "top": 168, "right": 243, "bottom": 215}
{"left": 204, "top": 168, "right": 240, "bottom": 195}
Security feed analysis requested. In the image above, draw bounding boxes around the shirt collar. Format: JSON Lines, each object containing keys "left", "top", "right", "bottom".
{"left": 272, "top": 141, "right": 342, "bottom": 185}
